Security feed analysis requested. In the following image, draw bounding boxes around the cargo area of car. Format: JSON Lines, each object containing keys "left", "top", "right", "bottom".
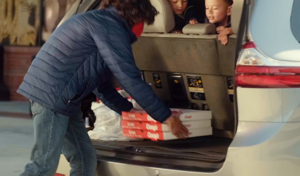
{"left": 90, "top": 33, "right": 238, "bottom": 171}
{"left": 83, "top": 0, "right": 244, "bottom": 172}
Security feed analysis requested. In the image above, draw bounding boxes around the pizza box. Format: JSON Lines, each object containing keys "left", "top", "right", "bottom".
{"left": 122, "top": 109, "right": 212, "bottom": 122}
{"left": 121, "top": 120, "right": 211, "bottom": 132}
{"left": 122, "top": 128, "right": 212, "bottom": 141}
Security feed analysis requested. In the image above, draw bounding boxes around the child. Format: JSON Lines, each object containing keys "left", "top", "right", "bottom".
{"left": 168, "top": 0, "right": 204, "bottom": 33}
{"left": 205, "top": 0, "right": 234, "bottom": 45}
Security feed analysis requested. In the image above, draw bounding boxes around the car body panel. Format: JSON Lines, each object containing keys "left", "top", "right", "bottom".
{"left": 237, "top": 88, "right": 283, "bottom": 122}
{"left": 250, "top": 0, "right": 300, "bottom": 62}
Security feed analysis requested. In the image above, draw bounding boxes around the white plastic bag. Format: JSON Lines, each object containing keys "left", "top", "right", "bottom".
{"left": 88, "top": 89, "right": 143, "bottom": 141}
{"left": 88, "top": 102, "right": 131, "bottom": 141}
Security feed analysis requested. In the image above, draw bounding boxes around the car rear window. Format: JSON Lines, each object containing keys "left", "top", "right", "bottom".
{"left": 291, "top": 0, "right": 300, "bottom": 42}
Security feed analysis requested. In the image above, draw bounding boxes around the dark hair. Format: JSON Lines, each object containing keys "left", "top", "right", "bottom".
{"left": 224, "top": 0, "right": 234, "bottom": 6}
{"left": 100, "top": 0, "right": 158, "bottom": 27}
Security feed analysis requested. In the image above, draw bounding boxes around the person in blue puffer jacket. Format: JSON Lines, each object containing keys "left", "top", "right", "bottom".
{"left": 18, "top": 0, "right": 188, "bottom": 175}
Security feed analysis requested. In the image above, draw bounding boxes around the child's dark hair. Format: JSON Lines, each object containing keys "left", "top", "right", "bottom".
{"left": 100, "top": 0, "right": 158, "bottom": 27}
{"left": 224, "top": 0, "right": 234, "bottom": 6}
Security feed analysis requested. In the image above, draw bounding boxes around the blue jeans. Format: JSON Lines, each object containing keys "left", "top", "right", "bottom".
{"left": 21, "top": 101, "right": 97, "bottom": 176}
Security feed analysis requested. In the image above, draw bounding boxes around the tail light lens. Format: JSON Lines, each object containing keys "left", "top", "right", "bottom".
{"left": 236, "top": 42, "right": 300, "bottom": 88}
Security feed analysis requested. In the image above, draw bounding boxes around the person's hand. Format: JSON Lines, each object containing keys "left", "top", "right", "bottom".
{"left": 218, "top": 33, "right": 229, "bottom": 45}
{"left": 189, "top": 19, "right": 198, "bottom": 24}
{"left": 172, "top": 30, "right": 183, "bottom": 34}
{"left": 220, "top": 27, "right": 234, "bottom": 35}
{"left": 218, "top": 28, "right": 233, "bottom": 45}
{"left": 216, "top": 26, "right": 225, "bottom": 33}
{"left": 165, "top": 114, "right": 189, "bottom": 139}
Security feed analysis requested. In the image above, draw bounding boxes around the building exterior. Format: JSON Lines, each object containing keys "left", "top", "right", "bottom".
{"left": 0, "top": 0, "right": 75, "bottom": 101}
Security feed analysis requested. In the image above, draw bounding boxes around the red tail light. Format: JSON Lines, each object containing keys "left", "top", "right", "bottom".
{"left": 236, "top": 42, "right": 300, "bottom": 88}
{"left": 236, "top": 66, "right": 300, "bottom": 88}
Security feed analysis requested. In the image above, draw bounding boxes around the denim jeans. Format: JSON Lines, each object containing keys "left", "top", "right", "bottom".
{"left": 20, "top": 101, "right": 97, "bottom": 176}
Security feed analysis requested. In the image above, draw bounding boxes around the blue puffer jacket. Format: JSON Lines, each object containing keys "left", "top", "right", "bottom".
{"left": 17, "top": 7, "right": 171, "bottom": 123}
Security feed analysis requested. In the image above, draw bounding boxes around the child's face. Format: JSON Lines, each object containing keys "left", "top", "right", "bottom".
{"left": 205, "top": 0, "right": 231, "bottom": 24}
{"left": 168, "top": 0, "right": 188, "bottom": 15}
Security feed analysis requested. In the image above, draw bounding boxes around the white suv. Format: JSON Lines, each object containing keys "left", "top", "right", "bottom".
{"left": 55, "top": 0, "right": 300, "bottom": 175}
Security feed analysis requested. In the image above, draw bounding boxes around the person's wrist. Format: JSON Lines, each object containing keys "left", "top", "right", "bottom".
{"left": 225, "top": 29, "right": 230, "bottom": 34}
{"left": 164, "top": 115, "right": 173, "bottom": 124}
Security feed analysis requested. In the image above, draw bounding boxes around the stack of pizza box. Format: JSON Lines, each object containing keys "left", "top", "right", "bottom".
{"left": 122, "top": 109, "right": 212, "bottom": 141}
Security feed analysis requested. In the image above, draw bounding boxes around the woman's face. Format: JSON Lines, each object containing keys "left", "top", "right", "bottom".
{"left": 168, "top": 0, "right": 188, "bottom": 14}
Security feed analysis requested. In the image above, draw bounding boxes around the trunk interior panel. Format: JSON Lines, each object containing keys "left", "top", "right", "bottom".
{"left": 133, "top": 36, "right": 236, "bottom": 138}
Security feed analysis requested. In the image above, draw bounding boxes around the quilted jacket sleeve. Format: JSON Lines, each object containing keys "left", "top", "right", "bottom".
{"left": 93, "top": 82, "right": 133, "bottom": 115}
{"left": 90, "top": 25, "right": 171, "bottom": 123}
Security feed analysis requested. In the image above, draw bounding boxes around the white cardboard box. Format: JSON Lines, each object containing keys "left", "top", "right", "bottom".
{"left": 121, "top": 120, "right": 211, "bottom": 132}
{"left": 123, "top": 128, "right": 213, "bottom": 141}
{"left": 122, "top": 109, "right": 212, "bottom": 122}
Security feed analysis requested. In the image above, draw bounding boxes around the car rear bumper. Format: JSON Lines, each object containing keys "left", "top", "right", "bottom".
{"left": 97, "top": 122, "right": 300, "bottom": 176}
